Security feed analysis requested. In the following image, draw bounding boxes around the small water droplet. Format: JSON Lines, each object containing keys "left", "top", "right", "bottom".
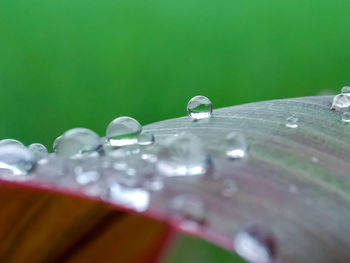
{"left": 138, "top": 132, "right": 155, "bottom": 146}
{"left": 342, "top": 112, "right": 350, "bottom": 123}
{"left": 0, "top": 139, "right": 24, "bottom": 148}
{"left": 187, "top": 95, "right": 213, "bottom": 120}
{"left": 0, "top": 145, "right": 36, "bottom": 178}
{"left": 156, "top": 133, "right": 211, "bottom": 177}
{"left": 108, "top": 183, "right": 150, "bottom": 212}
{"left": 28, "top": 143, "right": 48, "bottom": 159}
{"left": 169, "top": 195, "right": 206, "bottom": 225}
{"left": 331, "top": 94, "right": 350, "bottom": 111}
{"left": 341, "top": 86, "right": 350, "bottom": 96}
{"left": 225, "top": 132, "right": 247, "bottom": 159}
{"left": 55, "top": 128, "right": 100, "bottom": 159}
{"left": 106, "top": 117, "right": 141, "bottom": 147}
{"left": 285, "top": 115, "right": 298, "bottom": 129}
{"left": 74, "top": 166, "right": 100, "bottom": 185}
{"left": 234, "top": 225, "right": 276, "bottom": 263}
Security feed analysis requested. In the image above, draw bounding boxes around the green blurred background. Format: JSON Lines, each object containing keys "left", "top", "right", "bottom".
{"left": 0, "top": 0, "right": 349, "bottom": 261}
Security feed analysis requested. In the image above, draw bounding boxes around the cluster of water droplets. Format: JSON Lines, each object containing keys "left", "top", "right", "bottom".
{"left": 0, "top": 95, "right": 278, "bottom": 263}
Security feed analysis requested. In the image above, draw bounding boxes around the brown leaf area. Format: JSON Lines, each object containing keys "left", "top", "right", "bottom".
{"left": 0, "top": 183, "right": 171, "bottom": 263}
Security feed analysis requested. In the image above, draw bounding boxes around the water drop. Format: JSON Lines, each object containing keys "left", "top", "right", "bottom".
{"left": 55, "top": 128, "right": 100, "bottom": 158}
{"left": 341, "top": 86, "right": 350, "bottom": 96}
{"left": 234, "top": 225, "right": 276, "bottom": 263}
{"left": 74, "top": 166, "right": 100, "bottom": 185}
{"left": 187, "top": 95, "right": 213, "bottom": 120}
{"left": 331, "top": 94, "right": 350, "bottom": 111}
{"left": 53, "top": 135, "right": 62, "bottom": 152}
{"left": 108, "top": 183, "right": 150, "bottom": 212}
{"left": 0, "top": 139, "right": 24, "bottom": 148}
{"left": 28, "top": 143, "right": 48, "bottom": 159}
{"left": 106, "top": 117, "right": 141, "bottom": 147}
{"left": 138, "top": 132, "right": 155, "bottom": 146}
{"left": 0, "top": 145, "right": 36, "bottom": 178}
{"left": 169, "top": 195, "right": 206, "bottom": 225}
{"left": 285, "top": 115, "right": 298, "bottom": 129}
{"left": 225, "top": 132, "right": 247, "bottom": 159}
{"left": 342, "top": 112, "right": 350, "bottom": 123}
{"left": 156, "top": 133, "right": 211, "bottom": 177}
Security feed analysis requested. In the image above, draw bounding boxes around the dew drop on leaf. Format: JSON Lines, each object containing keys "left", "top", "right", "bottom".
{"left": 156, "top": 133, "right": 211, "bottom": 176}
{"left": 342, "top": 112, "right": 350, "bottom": 123}
{"left": 233, "top": 224, "right": 276, "bottom": 263}
{"left": 331, "top": 94, "right": 350, "bottom": 110}
{"left": 138, "top": 132, "right": 155, "bottom": 146}
{"left": 285, "top": 115, "right": 298, "bottom": 129}
{"left": 54, "top": 128, "right": 100, "bottom": 159}
{"left": 28, "top": 143, "right": 48, "bottom": 159}
{"left": 0, "top": 139, "right": 25, "bottom": 148}
{"left": 225, "top": 132, "right": 247, "bottom": 159}
{"left": 0, "top": 145, "right": 36, "bottom": 178}
{"left": 106, "top": 116, "right": 141, "bottom": 147}
{"left": 187, "top": 95, "right": 213, "bottom": 120}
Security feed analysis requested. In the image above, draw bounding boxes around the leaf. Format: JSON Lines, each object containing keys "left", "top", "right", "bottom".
{"left": 0, "top": 95, "right": 349, "bottom": 263}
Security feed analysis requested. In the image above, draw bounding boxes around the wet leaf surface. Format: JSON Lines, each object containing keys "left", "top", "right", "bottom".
{"left": 0, "top": 96, "right": 349, "bottom": 263}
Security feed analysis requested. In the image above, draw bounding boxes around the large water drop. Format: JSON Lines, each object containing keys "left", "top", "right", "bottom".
{"left": 187, "top": 95, "right": 213, "bottom": 120}
{"left": 156, "top": 133, "right": 211, "bottom": 177}
{"left": 106, "top": 117, "right": 141, "bottom": 147}
{"left": 0, "top": 145, "right": 36, "bottom": 178}
{"left": 55, "top": 128, "right": 100, "bottom": 158}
